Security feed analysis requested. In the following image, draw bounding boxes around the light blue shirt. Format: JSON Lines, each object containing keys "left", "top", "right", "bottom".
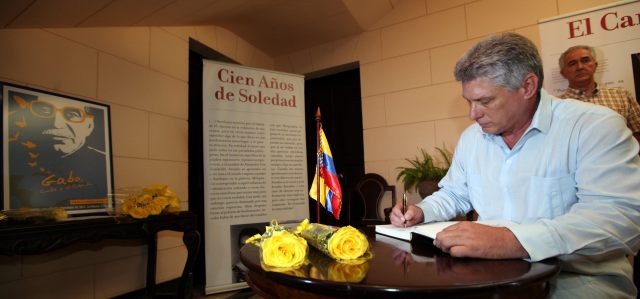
{"left": 417, "top": 89, "right": 640, "bottom": 262}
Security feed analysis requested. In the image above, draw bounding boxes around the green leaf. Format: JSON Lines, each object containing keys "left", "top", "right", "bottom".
{"left": 396, "top": 146, "right": 453, "bottom": 193}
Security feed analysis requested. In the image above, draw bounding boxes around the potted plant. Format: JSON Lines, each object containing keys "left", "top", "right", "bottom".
{"left": 396, "top": 147, "right": 452, "bottom": 198}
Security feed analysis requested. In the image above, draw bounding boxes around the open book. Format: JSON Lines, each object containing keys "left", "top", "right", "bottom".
{"left": 375, "top": 221, "right": 457, "bottom": 242}
{"left": 375, "top": 220, "right": 514, "bottom": 243}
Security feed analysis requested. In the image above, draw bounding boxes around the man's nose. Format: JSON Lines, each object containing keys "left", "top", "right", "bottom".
{"left": 469, "top": 103, "right": 482, "bottom": 121}
{"left": 53, "top": 111, "right": 67, "bottom": 128}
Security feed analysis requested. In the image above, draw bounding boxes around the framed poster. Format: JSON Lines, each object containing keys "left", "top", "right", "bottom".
{"left": 1, "top": 82, "right": 113, "bottom": 215}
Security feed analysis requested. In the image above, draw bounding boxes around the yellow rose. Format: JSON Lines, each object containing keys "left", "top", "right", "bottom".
{"left": 129, "top": 207, "right": 150, "bottom": 219}
{"left": 143, "top": 184, "right": 168, "bottom": 196}
{"left": 152, "top": 196, "right": 169, "bottom": 209}
{"left": 137, "top": 194, "right": 153, "bottom": 205}
{"left": 120, "top": 200, "right": 134, "bottom": 214}
{"left": 163, "top": 188, "right": 177, "bottom": 198}
{"left": 261, "top": 230, "right": 307, "bottom": 268}
{"left": 328, "top": 226, "right": 369, "bottom": 260}
{"left": 117, "top": 184, "right": 182, "bottom": 218}
{"left": 147, "top": 202, "right": 164, "bottom": 215}
{"left": 298, "top": 221, "right": 370, "bottom": 261}
{"left": 168, "top": 196, "right": 180, "bottom": 207}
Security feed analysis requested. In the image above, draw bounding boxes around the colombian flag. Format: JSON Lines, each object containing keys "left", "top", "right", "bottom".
{"left": 309, "top": 128, "right": 342, "bottom": 220}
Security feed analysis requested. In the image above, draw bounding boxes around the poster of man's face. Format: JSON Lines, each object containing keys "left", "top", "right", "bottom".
{"left": 32, "top": 97, "right": 96, "bottom": 157}
{"left": 2, "top": 82, "right": 113, "bottom": 215}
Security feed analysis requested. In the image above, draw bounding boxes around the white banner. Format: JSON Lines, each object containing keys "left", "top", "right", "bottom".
{"left": 539, "top": 0, "right": 640, "bottom": 97}
{"left": 201, "top": 60, "right": 309, "bottom": 293}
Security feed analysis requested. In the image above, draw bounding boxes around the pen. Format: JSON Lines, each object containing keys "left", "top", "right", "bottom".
{"left": 402, "top": 193, "right": 407, "bottom": 227}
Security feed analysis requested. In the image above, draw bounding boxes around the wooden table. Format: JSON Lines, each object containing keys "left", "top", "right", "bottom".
{"left": 239, "top": 228, "right": 560, "bottom": 299}
{"left": 0, "top": 211, "right": 200, "bottom": 298}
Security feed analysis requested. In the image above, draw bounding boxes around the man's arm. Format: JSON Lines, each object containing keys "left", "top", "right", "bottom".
{"left": 391, "top": 198, "right": 530, "bottom": 259}
{"left": 509, "top": 113, "right": 640, "bottom": 261}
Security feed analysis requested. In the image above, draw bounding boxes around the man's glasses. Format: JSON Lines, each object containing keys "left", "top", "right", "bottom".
{"left": 29, "top": 100, "right": 93, "bottom": 123}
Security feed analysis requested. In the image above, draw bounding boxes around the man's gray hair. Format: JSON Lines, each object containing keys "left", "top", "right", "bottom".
{"left": 454, "top": 32, "right": 543, "bottom": 92}
{"left": 558, "top": 45, "right": 596, "bottom": 70}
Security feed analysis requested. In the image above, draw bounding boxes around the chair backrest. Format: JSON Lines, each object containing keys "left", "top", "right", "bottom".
{"left": 353, "top": 173, "right": 396, "bottom": 224}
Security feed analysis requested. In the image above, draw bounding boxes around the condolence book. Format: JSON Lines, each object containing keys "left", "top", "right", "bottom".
{"left": 375, "top": 220, "right": 514, "bottom": 244}
{"left": 375, "top": 221, "right": 457, "bottom": 243}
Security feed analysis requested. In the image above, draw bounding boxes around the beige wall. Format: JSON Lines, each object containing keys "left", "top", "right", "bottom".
{"left": 274, "top": 0, "right": 619, "bottom": 204}
{"left": 0, "top": 26, "right": 273, "bottom": 298}
{"left": 0, "top": 0, "right": 620, "bottom": 297}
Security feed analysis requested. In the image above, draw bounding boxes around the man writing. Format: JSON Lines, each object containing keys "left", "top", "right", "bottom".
{"left": 558, "top": 45, "right": 640, "bottom": 146}
{"left": 391, "top": 33, "right": 640, "bottom": 297}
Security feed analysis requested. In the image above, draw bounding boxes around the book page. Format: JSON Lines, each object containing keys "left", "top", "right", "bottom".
{"left": 375, "top": 221, "right": 458, "bottom": 241}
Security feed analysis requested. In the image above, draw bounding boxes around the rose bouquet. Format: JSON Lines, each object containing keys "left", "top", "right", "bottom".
{"left": 296, "top": 219, "right": 371, "bottom": 261}
{"left": 245, "top": 220, "right": 308, "bottom": 270}
{"left": 245, "top": 218, "right": 371, "bottom": 277}
{"left": 119, "top": 184, "right": 181, "bottom": 219}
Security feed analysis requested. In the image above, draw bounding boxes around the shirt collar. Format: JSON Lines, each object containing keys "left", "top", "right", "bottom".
{"left": 529, "top": 89, "right": 552, "bottom": 134}
{"left": 564, "top": 83, "right": 599, "bottom": 98}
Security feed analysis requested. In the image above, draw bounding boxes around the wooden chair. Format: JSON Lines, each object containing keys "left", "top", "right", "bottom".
{"left": 351, "top": 173, "right": 397, "bottom": 226}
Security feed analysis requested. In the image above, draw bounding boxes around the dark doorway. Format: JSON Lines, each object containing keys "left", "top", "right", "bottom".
{"left": 187, "top": 38, "right": 238, "bottom": 287}
{"left": 305, "top": 66, "right": 365, "bottom": 227}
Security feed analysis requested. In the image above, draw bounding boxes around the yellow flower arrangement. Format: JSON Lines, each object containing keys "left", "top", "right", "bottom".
{"left": 245, "top": 218, "right": 371, "bottom": 277}
{"left": 245, "top": 220, "right": 308, "bottom": 269}
{"left": 119, "top": 184, "right": 181, "bottom": 219}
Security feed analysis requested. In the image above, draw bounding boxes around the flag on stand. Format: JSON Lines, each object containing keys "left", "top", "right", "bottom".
{"left": 309, "top": 127, "right": 342, "bottom": 220}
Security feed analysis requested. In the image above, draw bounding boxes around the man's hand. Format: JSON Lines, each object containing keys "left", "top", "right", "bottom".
{"left": 390, "top": 200, "right": 424, "bottom": 227}
{"left": 433, "top": 222, "right": 529, "bottom": 259}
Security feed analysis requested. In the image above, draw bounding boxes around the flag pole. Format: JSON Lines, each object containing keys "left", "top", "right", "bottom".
{"left": 315, "top": 107, "right": 321, "bottom": 224}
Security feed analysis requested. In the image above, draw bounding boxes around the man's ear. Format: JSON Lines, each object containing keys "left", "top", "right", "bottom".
{"left": 87, "top": 120, "right": 94, "bottom": 134}
{"left": 521, "top": 73, "right": 539, "bottom": 100}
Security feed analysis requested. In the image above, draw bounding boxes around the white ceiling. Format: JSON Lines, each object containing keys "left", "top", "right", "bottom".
{"left": 0, "top": 0, "right": 395, "bottom": 56}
